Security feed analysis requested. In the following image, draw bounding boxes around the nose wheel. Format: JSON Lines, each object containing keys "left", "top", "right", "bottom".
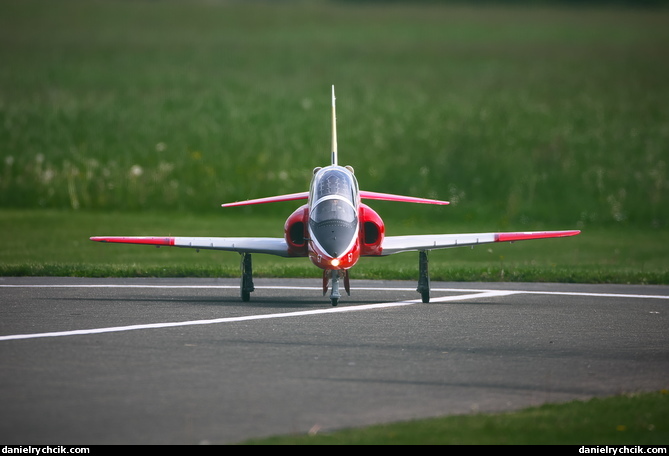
{"left": 323, "top": 269, "right": 350, "bottom": 306}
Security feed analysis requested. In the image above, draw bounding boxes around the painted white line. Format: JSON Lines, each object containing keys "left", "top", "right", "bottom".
{"left": 2, "top": 283, "right": 667, "bottom": 300}
{"left": 2, "top": 283, "right": 668, "bottom": 300}
{"left": 1, "top": 282, "right": 666, "bottom": 341}
{"left": 506, "top": 290, "right": 669, "bottom": 300}
{"left": 359, "top": 287, "right": 669, "bottom": 300}
{"left": 0, "top": 290, "right": 515, "bottom": 342}
{"left": 432, "top": 288, "right": 669, "bottom": 300}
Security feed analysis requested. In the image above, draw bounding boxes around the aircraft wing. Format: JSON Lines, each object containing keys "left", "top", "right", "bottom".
{"left": 221, "top": 192, "right": 309, "bottom": 207}
{"left": 90, "top": 236, "right": 292, "bottom": 257}
{"left": 379, "top": 230, "right": 580, "bottom": 256}
{"left": 359, "top": 191, "right": 448, "bottom": 205}
{"left": 221, "top": 190, "right": 448, "bottom": 207}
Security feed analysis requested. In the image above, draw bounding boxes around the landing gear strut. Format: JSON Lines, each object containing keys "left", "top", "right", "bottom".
{"left": 323, "top": 269, "right": 350, "bottom": 306}
{"left": 417, "top": 250, "right": 430, "bottom": 303}
{"left": 240, "top": 253, "right": 255, "bottom": 302}
{"left": 330, "top": 271, "right": 341, "bottom": 306}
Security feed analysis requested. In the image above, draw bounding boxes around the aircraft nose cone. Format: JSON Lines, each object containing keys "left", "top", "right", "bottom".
{"left": 313, "top": 223, "right": 354, "bottom": 259}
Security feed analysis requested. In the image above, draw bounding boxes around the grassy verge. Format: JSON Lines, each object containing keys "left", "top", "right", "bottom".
{"left": 239, "top": 391, "right": 669, "bottom": 445}
{"left": 1, "top": 209, "right": 667, "bottom": 284}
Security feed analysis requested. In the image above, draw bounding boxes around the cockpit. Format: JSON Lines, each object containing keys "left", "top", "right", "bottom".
{"left": 310, "top": 197, "right": 357, "bottom": 224}
{"left": 308, "top": 166, "right": 359, "bottom": 259}
{"left": 311, "top": 167, "right": 358, "bottom": 204}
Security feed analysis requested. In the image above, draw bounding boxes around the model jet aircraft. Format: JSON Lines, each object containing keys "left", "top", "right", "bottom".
{"left": 91, "top": 86, "right": 580, "bottom": 306}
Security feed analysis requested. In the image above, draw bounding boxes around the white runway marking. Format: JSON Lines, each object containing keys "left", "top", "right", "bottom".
{"left": 2, "top": 284, "right": 668, "bottom": 301}
{"left": 0, "top": 283, "right": 667, "bottom": 342}
{"left": 0, "top": 290, "right": 514, "bottom": 341}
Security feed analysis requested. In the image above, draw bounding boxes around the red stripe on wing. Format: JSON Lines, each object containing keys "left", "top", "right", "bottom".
{"left": 90, "top": 236, "right": 175, "bottom": 246}
{"left": 495, "top": 230, "right": 581, "bottom": 242}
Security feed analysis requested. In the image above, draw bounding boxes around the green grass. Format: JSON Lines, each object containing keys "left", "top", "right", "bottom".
{"left": 1, "top": 0, "right": 668, "bottom": 228}
{"left": 239, "top": 390, "right": 669, "bottom": 444}
{"left": 1, "top": 209, "right": 667, "bottom": 284}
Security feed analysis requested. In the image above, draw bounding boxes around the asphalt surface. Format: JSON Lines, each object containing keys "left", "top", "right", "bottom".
{"left": 0, "top": 277, "right": 667, "bottom": 444}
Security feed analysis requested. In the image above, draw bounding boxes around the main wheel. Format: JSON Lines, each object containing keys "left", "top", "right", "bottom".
{"left": 421, "top": 290, "right": 430, "bottom": 303}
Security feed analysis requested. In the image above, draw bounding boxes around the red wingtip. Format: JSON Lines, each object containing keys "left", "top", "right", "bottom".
{"left": 90, "top": 236, "right": 175, "bottom": 246}
{"left": 495, "top": 230, "right": 581, "bottom": 242}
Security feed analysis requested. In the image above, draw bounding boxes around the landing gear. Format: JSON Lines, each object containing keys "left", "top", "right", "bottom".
{"left": 240, "top": 253, "right": 255, "bottom": 302}
{"left": 417, "top": 250, "right": 430, "bottom": 303}
{"left": 331, "top": 271, "right": 340, "bottom": 306}
{"left": 323, "top": 269, "right": 350, "bottom": 306}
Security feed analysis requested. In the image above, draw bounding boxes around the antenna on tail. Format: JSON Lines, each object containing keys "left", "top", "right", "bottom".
{"left": 331, "top": 85, "right": 338, "bottom": 166}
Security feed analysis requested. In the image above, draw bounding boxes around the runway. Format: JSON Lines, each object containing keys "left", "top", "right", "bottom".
{"left": 1, "top": 277, "right": 667, "bottom": 444}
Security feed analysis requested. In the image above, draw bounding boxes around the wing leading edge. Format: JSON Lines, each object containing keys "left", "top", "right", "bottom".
{"left": 378, "top": 230, "right": 580, "bottom": 256}
{"left": 90, "top": 236, "right": 292, "bottom": 257}
{"left": 221, "top": 190, "right": 449, "bottom": 207}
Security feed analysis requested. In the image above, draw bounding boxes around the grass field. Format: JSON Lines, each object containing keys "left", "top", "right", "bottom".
{"left": 1, "top": 0, "right": 668, "bottom": 283}
{"left": 1, "top": 0, "right": 668, "bottom": 227}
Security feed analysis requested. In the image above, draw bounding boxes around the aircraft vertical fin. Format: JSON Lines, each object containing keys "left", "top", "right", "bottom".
{"left": 331, "top": 85, "right": 338, "bottom": 166}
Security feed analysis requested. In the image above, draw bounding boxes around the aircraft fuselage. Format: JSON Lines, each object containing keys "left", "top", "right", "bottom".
{"left": 307, "top": 165, "right": 361, "bottom": 271}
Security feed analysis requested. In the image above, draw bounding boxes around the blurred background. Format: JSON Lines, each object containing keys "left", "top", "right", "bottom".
{"left": 0, "top": 0, "right": 667, "bottom": 281}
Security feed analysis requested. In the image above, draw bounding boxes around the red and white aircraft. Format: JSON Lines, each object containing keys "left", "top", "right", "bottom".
{"left": 91, "top": 86, "right": 580, "bottom": 305}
